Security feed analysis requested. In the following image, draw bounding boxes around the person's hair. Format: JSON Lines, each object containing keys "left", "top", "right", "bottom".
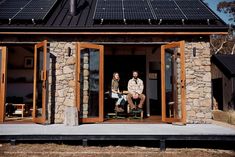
{"left": 113, "top": 72, "right": 119, "bottom": 80}
{"left": 132, "top": 70, "right": 138, "bottom": 74}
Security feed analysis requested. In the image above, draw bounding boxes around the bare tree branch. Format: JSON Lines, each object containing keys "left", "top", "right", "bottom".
{"left": 214, "top": 39, "right": 227, "bottom": 54}
{"left": 232, "top": 43, "right": 235, "bottom": 55}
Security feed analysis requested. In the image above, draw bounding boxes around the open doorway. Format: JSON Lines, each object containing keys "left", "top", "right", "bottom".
{"left": 103, "top": 45, "right": 163, "bottom": 123}
{"left": 76, "top": 41, "right": 186, "bottom": 124}
{"left": 5, "top": 45, "right": 34, "bottom": 123}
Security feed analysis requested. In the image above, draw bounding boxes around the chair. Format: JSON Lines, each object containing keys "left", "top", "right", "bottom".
{"left": 127, "top": 98, "right": 143, "bottom": 119}
{"left": 106, "top": 97, "right": 126, "bottom": 119}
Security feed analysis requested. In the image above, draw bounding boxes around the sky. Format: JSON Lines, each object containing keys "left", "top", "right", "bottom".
{"left": 204, "top": 0, "right": 234, "bottom": 25}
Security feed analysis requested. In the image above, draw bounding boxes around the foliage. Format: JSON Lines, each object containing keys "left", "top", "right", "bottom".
{"left": 217, "top": 1, "right": 235, "bottom": 22}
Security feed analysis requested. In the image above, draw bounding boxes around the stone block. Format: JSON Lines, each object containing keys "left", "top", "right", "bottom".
{"left": 64, "top": 98, "right": 74, "bottom": 107}
{"left": 199, "top": 99, "right": 211, "bottom": 107}
{"left": 68, "top": 80, "right": 75, "bottom": 87}
{"left": 229, "top": 111, "right": 235, "bottom": 125}
{"left": 83, "top": 69, "right": 89, "bottom": 77}
{"left": 64, "top": 106, "right": 78, "bottom": 126}
{"left": 66, "top": 56, "right": 75, "bottom": 65}
{"left": 83, "top": 63, "right": 89, "bottom": 69}
{"left": 212, "top": 110, "right": 230, "bottom": 123}
{"left": 63, "top": 66, "right": 73, "bottom": 74}
{"left": 83, "top": 96, "right": 89, "bottom": 104}
{"left": 84, "top": 56, "right": 89, "bottom": 64}
{"left": 196, "top": 112, "right": 204, "bottom": 118}
{"left": 83, "top": 103, "right": 88, "bottom": 111}
{"left": 83, "top": 80, "right": 89, "bottom": 90}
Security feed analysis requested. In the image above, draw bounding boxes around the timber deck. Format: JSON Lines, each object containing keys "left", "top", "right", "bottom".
{"left": 0, "top": 123, "right": 235, "bottom": 150}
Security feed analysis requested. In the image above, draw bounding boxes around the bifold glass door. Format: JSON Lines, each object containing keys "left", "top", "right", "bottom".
{"left": 33, "top": 40, "right": 48, "bottom": 124}
{"left": 76, "top": 42, "right": 104, "bottom": 123}
{"left": 161, "top": 41, "right": 186, "bottom": 124}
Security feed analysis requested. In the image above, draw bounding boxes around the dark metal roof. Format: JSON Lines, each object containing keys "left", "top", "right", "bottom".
{"left": 0, "top": 0, "right": 228, "bottom": 32}
{"left": 212, "top": 54, "right": 235, "bottom": 78}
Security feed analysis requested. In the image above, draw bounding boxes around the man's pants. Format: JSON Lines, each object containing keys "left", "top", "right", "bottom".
{"left": 127, "top": 93, "right": 145, "bottom": 109}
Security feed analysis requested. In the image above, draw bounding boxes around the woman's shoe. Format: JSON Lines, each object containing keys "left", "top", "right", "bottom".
{"left": 115, "top": 106, "right": 124, "bottom": 112}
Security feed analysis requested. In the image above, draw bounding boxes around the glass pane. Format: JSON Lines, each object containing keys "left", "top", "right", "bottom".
{"left": 80, "top": 48, "right": 100, "bottom": 118}
{"left": 35, "top": 47, "right": 44, "bottom": 118}
{"left": 164, "top": 47, "right": 182, "bottom": 119}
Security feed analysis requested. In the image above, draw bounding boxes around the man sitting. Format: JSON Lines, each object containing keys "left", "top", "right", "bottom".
{"left": 127, "top": 71, "right": 145, "bottom": 111}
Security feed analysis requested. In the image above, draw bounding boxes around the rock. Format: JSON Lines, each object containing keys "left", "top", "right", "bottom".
{"left": 68, "top": 80, "right": 75, "bottom": 87}
{"left": 196, "top": 113, "right": 204, "bottom": 118}
{"left": 64, "top": 106, "right": 78, "bottom": 126}
{"left": 229, "top": 111, "right": 235, "bottom": 125}
{"left": 83, "top": 103, "right": 88, "bottom": 111}
{"left": 205, "top": 113, "right": 212, "bottom": 119}
{"left": 83, "top": 80, "right": 89, "bottom": 90}
{"left": 83, "top": 69, "right": 89, "bottom": 77}
{"left": 83, "top": 96, "right": 89, "bottom": 104}
{"left": 83, "top": 56, "right": 89, "bottom": 64}
{"left": 64, "top": 98, "right": 74, "bottom": 107}
{"left": 63, "top": 66, "right": 73, "bottom": 74}
{"left": 202, "top": 73, "right": 211, "bottom": 82}
{"left": 83, "top": 63, "right": 89, "bottom": 69}
{"left": 57, "top": 75, "right": 65, "bottom": 81}
{"left": 199, "top": 99, "right": 211, "bottom": 107}
{"left": 66, "top": 56, "right": 75, "bottom": 65}
{"left": 212, "top": 110, "right": 230, "bottom": 123}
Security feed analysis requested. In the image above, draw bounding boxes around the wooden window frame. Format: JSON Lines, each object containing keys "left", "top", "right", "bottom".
{"left": 161, "top": 41, "right": 186, "bottom": 124}
{"left": 76, "top": 42, "right": 104, "bottom": 123}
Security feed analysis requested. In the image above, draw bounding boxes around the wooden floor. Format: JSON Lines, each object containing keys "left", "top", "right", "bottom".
{"left": 4, "top": 117, "right": 33, "bottom": 124}
{"left": 3, "top": 116, "right": 163, "bottom": 124}
{"left": 104, "top": 116, "right": 163, "bottom": 124}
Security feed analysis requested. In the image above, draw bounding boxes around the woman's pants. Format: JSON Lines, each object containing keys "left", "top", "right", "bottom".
{"left": 111, "top": 93, "right": 126, "bottom": 105}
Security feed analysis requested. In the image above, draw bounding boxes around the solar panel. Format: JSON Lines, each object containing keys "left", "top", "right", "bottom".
{"left": 150, "top": 0, "right": 186, "bottom": 20}
{"left": 0, "top": 0, "right": 58, "bottom": 22}
{"left": 94, "top": 0, "right": 123, "bottom": 20}
{"left": 0, "top": 0, "right": 29, "bottom": 19}
{"left": 175, "top": 0, "right": 218, "bottom": 20}
{"left": 93, "top": 0, "right": 219, "bottom": 23}
{"left": 123, "top": 0, "right": 154, "bottom": 20}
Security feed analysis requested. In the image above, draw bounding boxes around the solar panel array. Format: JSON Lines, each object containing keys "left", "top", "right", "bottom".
{"left": 93, "top": 0, "right": 218, "bottom": 21}
{"left": 0, "top": 0, "right": 58, "bottom": 21}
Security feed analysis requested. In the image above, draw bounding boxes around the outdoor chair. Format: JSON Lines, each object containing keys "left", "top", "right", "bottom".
{"left": 127, "top": 98, "right": 143, "bottom": 119}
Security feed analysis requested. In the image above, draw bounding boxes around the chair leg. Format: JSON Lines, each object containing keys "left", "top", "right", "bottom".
{"left": 141, "top": 111, "right": 143, "bottom": 120}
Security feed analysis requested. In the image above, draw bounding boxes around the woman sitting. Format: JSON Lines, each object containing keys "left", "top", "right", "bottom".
{"left": 111, "top": 72, "right": 126, "bottom": 112}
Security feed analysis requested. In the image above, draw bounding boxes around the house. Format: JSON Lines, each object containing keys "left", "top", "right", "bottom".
{"left": 0, "top": 0, "right": 228, "bottom": 125}
{"left": 211, "top": 54, "right": 235, "bottom": 111}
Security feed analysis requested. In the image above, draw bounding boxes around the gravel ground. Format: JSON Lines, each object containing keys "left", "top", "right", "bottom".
{"left": 0, "top": 143, "right": 234, "bottom": 157}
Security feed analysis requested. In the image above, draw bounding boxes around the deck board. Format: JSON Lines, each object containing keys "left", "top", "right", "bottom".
{"left": 0, "top": 124, "right": 234, "bottom": 136}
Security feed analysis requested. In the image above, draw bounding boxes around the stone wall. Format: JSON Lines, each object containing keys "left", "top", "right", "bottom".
{"left": 47, "top": 41, "right": 213, "bottom": 124}
{"left": 48, "top": 42, "right": 76, "bottom": 124}
{"left": 185, "top": 42, "right": 212, "bottom": 123}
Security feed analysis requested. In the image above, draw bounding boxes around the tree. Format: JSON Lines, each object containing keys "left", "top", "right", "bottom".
{"left": 217, "top": 1, "right": 235, "bottom": 22}
{"left": 210, "top": 1, "right": 235, "bottom": 55}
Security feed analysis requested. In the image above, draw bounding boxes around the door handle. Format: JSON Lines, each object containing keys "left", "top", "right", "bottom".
{"left": 41, "top": 71, "right": 44, "bottom": 81}
{"left": 2, "top": 73, "right": 4, "bottom": 84}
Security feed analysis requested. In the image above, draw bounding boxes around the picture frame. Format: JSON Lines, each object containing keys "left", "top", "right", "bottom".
{"left": 24, "top": 57, "right": 34, "bottom": 68}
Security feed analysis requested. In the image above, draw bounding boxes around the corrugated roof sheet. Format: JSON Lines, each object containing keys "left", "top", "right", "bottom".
{"left": 0, "top": 0, "right": 228, "bottom": 32}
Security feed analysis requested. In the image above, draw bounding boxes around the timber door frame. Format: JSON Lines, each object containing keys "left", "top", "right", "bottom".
{"left": 0, "top": 47, "right": 7, "bottom": 123}
{"left": 32, "top": 40, "right": 47, "bottom": 124}
{"left": 76, "top": 42, "right": 104, "bottom": 123}
{"left": 161, "top": 41, "right": 186, "bottom": 124}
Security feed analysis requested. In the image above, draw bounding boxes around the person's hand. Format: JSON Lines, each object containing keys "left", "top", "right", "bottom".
{"left": 133, "top": 93, "right": 139, "bottom": 99}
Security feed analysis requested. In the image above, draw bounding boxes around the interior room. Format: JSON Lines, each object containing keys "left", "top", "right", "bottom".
{"left": 5, "top": 45, "right": 34, "bottom": 123}
{"left": 103, "top": 44, "right": 162, "bottom": 123}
